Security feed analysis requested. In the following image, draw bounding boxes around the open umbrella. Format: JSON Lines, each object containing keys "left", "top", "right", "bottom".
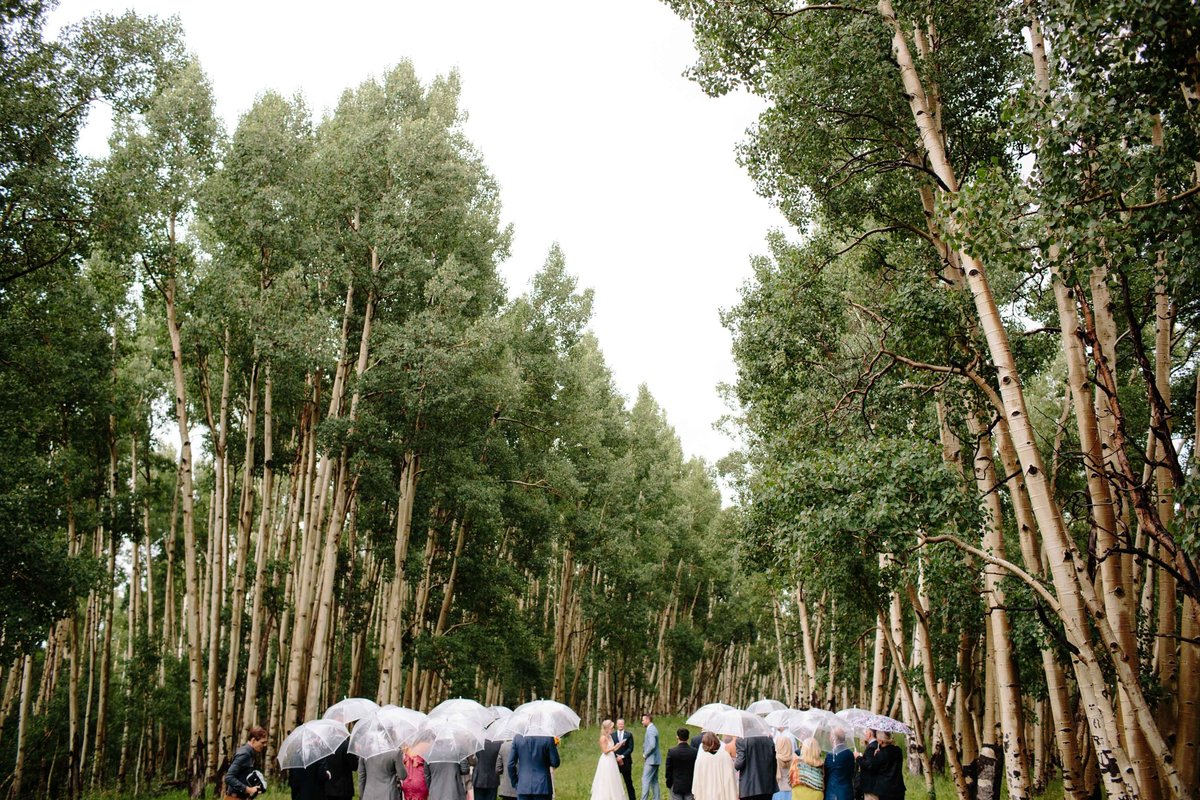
{"left": 789, "top": 709, "right": 835, "bottom": 742}
{"left": 850, "top": 713, "right": 913, "bottom": 735}
{"left": 813, "top": 713, "right": 858, "bottom": 754}
{"left": 685, "top": 703, "right": 736, "bottom": 729}
{"left": 705, "top": 709, "right": 773, "bottom": 739}
{"left": 413, "top": 714, "right": 487, "bottom": 763}
{"left": 428, "top": 698, "right": 492, "bottom": 726}
{"left": 746, "top": 699, "right": 787, "bottom": 715}
{"left": 323, "top": 697, "right": 380, "bottom": 725}
{"left": 348, "top": 707, "right": 424, "bottom": 760}
{"left": 484, "top": 706, "right": 513, "bottom": 736}
{"left": 502, "top": 700, "right": 580, "bottom": 738}
{"left": 277, "top": 719, "right": 350, "bottom": 769}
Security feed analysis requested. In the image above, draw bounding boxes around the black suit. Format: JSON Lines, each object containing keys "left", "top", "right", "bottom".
{"left": 321, "top": 737, "right": 359, "bottom": 799}
{"left": 613, "top": 730, "right": 636, "bottom": 800}
{"left": 665, "top": 742, "right": 698, "bottom": 800}
{"left": 689, "top": 734, "right": 704, "bottom": 751}
{"left": 474, "top": 739, "right": 503, "bottom": 800}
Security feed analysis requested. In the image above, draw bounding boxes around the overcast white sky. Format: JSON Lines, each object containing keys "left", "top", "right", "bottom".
{"left": 50, "top": 0, "right": 791, "bottom": 475}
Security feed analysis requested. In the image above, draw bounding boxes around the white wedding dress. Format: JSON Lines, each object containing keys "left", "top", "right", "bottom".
{"left": 591, "top": 736, "right": 627, "bottom": 800}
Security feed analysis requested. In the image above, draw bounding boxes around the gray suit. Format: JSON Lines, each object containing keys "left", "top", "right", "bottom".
{"left": 497, "top": 741, "right": 517, "bottom": 799}
{"left": 425, "top": 760, "right": 470, "bottom": 800}
{"left": 358, "top": 751, "right": 403, "bottom": 800}
{"left": 641, "top": 724, "right": 661, "bottom": 800}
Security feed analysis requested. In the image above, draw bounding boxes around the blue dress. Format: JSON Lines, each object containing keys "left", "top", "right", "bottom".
{"left": 823, "top": 749, "right": 854, "bottom": 800}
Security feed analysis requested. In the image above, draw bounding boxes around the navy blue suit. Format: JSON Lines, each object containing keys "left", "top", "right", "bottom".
{"left": 506, "top": 734, "right": 560, "bottom": 800}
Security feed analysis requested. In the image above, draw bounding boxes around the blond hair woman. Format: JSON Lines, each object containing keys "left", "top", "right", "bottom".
{"left": 788, "top": 738, "right": 824, "bottom": 800}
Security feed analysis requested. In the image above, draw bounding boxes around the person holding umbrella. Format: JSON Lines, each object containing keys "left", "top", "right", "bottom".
{"left": 733, "top": 732, "right": 777, "bottom": 800}
{"left": 856, "top": 732, "right": 902, "bottom": 800}
{"left": 506, "top": 732, "right": 560, "bottom": 800}
{"left": 691, "top": 732, "right": 737, "bottom": 800}
{"left": 822, "top": 729, "right": 853, "bottom": 800}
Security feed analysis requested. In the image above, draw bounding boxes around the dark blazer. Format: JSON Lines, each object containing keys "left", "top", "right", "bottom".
{"left": 289, "top": 764, "right": 325, "bottom": 800}
{"left": 733, "top": 736, "right": 777, "bottom": 798}
{"left": 474, "top": 740, "right": 503, "bottom": 789}
{"left": 322, "top": 737, "right": 359, "bottom": 799}
{"left": 859, "top": 744, "right": 904, "bottom": 800}
{"left": 665, "top": 742, "right": 698, "bottom": 795}
{"left": 855, "top": 741, "right": 879, "bottom": 797}
{"left": 613, "top": 730, "right": 635, "bottom": 771}
{"left": 824, "top": 749, "right": 855, "bottom": 800}
{"left": 506, "top": 734, "right": 560, "bottom": 798}
{"left": 225, "top": 743, "right": 258, "bottom": 798}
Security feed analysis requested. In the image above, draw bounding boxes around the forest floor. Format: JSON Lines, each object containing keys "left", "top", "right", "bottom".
{"left": 99, "top": 715, "right": 1062, "bottom": 800}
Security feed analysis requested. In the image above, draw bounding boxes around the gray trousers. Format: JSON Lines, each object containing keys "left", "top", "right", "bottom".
{"left": 670, "top": 793, "right": 694, "bottom": 800}
{"left": 641, "top": 763, "right": 661, "bottom": 800}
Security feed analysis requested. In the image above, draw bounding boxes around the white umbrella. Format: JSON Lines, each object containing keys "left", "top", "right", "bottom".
{"left": 791, "top": 709, "right": 835, "bottom": 742}
{"left": 686, "top": 702, "right": 736, "bottom": 729}
{"left": 813, "top": 713, "right": 855, "bottom": 754}
{"left": 348, "top": 707, "right": 424, "bottom": 760}
{"left": 323, "top": 697, "right": 380, "bottom": 725}
{"left": 428, "top": 698, "right": 492, "bottom": 726}
{"left": 746, "top": 699, "right": 787, "bottom": 715}
{"left": 484, "top": 706, "right": 513, "bottom": 735}
{"left": 763, "top": 709, "right": 803, "bottom": 729}
{"left": 276, "top": 719, "right": 350, "bottom": 769}
{"left": 414, "top": 714, "right": 487, "bottom": 763}
{"left": 501, "top": 700, "right": 581, "bottom": 739}
{"left": 704, "top": 709, "right": 773, "bottom": 739}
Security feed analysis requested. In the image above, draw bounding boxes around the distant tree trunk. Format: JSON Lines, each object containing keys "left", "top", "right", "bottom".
{"left": 12, "top": 655, "right": 33, "bottom": 797}
{"left": 242, "top": 363, "right": 273, "bottom": 733}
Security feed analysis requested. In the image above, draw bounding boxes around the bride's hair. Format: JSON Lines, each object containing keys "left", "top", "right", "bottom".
{"left": 601, "top": 720, "right": 614, "bottom": 733}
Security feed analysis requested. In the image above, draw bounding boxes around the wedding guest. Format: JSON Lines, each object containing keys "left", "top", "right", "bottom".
{"left": 788, "top": 738, "right": 823, "bottom": 800}
{"left": 692, "top": 733, "right": 737, "bottom": 800}
{"left": 823, "top": 730, "right": 854, "bottom": 800}
{"left": 857, "top": 732, "right": 903, "bottom": 800}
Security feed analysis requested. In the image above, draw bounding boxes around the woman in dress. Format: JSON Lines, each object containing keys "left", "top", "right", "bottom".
{"left": 788, "top": 738, "right": 823, "bottom": 800}
{"left": 692, "top": 732, "right": 738, "bottom": 800}
{"left": 822, "top": 729, "right": 854, "bottom": 800}
{"left": 592, "top": 720, "right": 628, "bottom": 800}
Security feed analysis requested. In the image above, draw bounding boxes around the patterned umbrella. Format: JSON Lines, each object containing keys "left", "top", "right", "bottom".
{"left": 323, "top": 697, "right": 380, "bottom": 725}
{"left": 849, "top": 713, "right": 913, "bottom": 735}
{"left": 746, "top": 699, "right": 787, "bottom": 715}
{"left": 685, "top": 703, "right": 736, "bottom": 729}
{"left": 277, "top": 719, "right": 350, "bottom": 769}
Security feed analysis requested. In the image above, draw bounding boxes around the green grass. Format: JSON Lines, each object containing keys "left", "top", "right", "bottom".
{"left": 87, "top": 717, "right": 1065, "bottom": 800}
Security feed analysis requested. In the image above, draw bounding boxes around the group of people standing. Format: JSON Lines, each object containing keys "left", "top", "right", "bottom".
{"left": 593, "top": 723, "right": 905, "bottom": 800}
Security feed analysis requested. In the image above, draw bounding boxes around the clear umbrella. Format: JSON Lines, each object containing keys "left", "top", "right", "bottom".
{"left": 414, "top": 714, "right": 487, "bottom": 763}
{"left": 813, "top": 713, "right": 856, "bottom": 754}
{"left": 323, "top": 697, "right": 380, "bottom": 725}
{"left": 790, "top": 709, "right": 835, "bottom": 742}
{"left": 686, "top": 703, "right": 736, "bottom": 729}
{"left": 705, "top": 709, "right": 773, "bottom": 739}
{"left": 348, "top": 707, "right": 424, "bottom": 760}
{"left": 501, "top": 700, "right": 580, "bottom": 738}
{"left": 484, "top": 706, "right": 513, "bottom": 737}
{"left": 277, "top": 719, "right": 350, "bottom": 769}
{"left": 746, "top": 699, "right": 787, "bottom": 715}
{"left": 428, "top": 698, "right": 493, "bottom": 726}
{"left": 834, "top": 707, "right": 873, "bottom": 749}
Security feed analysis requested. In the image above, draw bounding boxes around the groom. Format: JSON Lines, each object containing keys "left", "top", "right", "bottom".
{"left": 613, "top": 718, "right": 636, "bottom": 800}
{"left": 641, "top": 714, "right": 661, "bottom": 800}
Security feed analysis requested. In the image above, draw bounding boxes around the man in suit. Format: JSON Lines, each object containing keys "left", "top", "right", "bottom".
{"left": 506, "top": 733, "right": 560, "bottom": 800}
{"left": 665, "top": 728, "right": 698, "bottom": 800}
{"left": 613, "top": 718, "right": 636, "bottom": 800}
{"left": 733, "top": 735, "right": 777, "bottom": 800}
{"left": 689, "top": 731, "right": 705, "bottom": 751}
{"left": 641, "top": 714, "right": 661, "bottom": 800}
{"left": 321, "top": 735, "right": 358, "bottom": 800}
{"left": 497, "top": 740, "right": 518, "bottom": 800}
{"left": 474, "top": 739, "right": 504, "bottom": 800}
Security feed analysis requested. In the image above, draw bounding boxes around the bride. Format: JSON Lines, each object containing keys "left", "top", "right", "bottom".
{"left": 591, "top": 720, "right": 627, "bottom": 800}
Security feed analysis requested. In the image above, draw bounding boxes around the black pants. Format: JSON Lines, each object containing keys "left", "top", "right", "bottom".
{"left": 620, "top": 763, "right": 636, "bottom": 800}
{"left": 476, "top": 789, "right": 499, "bottom": 800}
